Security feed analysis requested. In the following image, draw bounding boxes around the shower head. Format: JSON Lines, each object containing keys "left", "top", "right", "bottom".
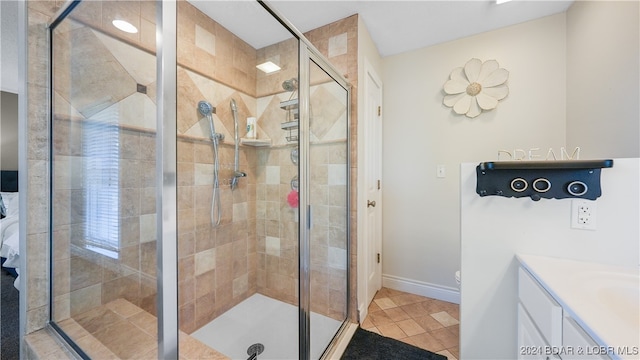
{"left": 198, "top": 101, "right": 215, "bottom": 116}
{"left": 230, "top": 99, "right": 238, "bottom": 112}
{"left": 282, "top": 78, "right": 298, "bottom": 92}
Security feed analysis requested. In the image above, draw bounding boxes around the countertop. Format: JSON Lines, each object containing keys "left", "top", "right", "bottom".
{"left": 517, "top": 254, "right": 640, "bottom": 360}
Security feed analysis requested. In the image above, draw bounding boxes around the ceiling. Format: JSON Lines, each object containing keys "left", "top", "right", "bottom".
{"left": 194, "top": 0, "right": 573, "bottom": 57}
{"left": 0, "top": 1, "right": 574, "bottom": 93}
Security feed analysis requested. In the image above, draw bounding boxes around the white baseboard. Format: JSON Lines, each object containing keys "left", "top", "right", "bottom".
{"left": 358, "top": 302, "right": 368, "bottom": 324}
{"left": 382, "top": 274, "right": 460, "bottom": 304}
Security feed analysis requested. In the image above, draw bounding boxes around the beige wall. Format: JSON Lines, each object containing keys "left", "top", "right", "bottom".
{"left": 381, "top": 13, "right": 567, "bottom": 295}
{"left": 379, "top": 1, "right": 639, "bottom": 301}
{"left": 382, "top": 3, "right": 639, "bottom": 356}
{"left": 566, "top": 0, "right": 640, "bottom": 158}
{"left": 1, "top": 91, "right": 19, "bottom": 170}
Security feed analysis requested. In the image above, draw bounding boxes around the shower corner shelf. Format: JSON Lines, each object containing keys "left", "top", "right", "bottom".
{"left": 240, "top": 138, "right": 272, "bottom": 147}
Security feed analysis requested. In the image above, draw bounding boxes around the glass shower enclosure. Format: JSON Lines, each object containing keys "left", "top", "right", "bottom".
{"left": 48, "top": 1, "right": 350, "bottom": 358}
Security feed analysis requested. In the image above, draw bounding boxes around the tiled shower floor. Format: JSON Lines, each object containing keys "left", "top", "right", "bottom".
{"left": 192, "top": 294, "right": 342, "bottom": 360}
{"left": 56, "top": 298, "right": 226, "bottom": 359}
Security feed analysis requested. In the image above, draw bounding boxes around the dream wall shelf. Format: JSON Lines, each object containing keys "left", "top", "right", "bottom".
{"left": 476, "top": 160, "right": 614, "bottom": 201}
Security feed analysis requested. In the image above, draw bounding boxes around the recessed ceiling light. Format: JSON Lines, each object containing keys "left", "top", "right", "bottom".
{"left": 496, "top": 0, "right": 513, "bottom": 4}
{"left": 112, "top": 19, "right": 138, "bottom": 34}
{"left": 256, "top": 61, "right": 281, "bottom": 74}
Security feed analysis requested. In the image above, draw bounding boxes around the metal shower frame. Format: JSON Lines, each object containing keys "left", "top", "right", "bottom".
{"left": 44, "top": 0, "right": 352, "bottom": 359}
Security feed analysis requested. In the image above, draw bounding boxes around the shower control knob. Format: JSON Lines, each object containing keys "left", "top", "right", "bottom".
{"left": 367, "top": 200, "right": 376, "bottom": 208}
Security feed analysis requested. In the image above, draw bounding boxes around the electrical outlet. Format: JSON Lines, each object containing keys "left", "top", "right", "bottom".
{"left": 571, "top": 200, "right": 597, "bottom": 230}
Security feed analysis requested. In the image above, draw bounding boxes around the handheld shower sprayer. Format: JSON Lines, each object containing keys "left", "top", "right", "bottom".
{"left": 198, "top": 101, "right": 224, "bottom": 142}
{"left": 197, "top": 100, "right": 214, "bottom": 116}
{"left": 198, "top": 100, "right": 222, "bottom": 227}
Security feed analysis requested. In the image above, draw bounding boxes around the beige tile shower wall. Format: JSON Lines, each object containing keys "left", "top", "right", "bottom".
{"left": 252, "top": 81, "right": 349, "bottom": 320}
{"left": 52, "top": 120, "right": 159, "bottom": 322}
{"left": 256, "top": 37, "right": 299, "bottom": 98}
{"left": 255, "top": 146, "right": 299, "bottom": 305}
{"left": 304, "top": 15, "right": 358, "bottom": 83}
{"left": 178, "top": 1, "right": 257, "bottom": 97}
{"left": 65, "top": 0, "right": 157, "bottom": 53}
{"left": 255, "top": 37, "right": 300, "bottom": 147}
{"left": 176, "top": 138, "right": 258, "bottom": 333}
{"left": 176, "top": 1, "right": 261, "bottom": 333}
{"left": 26, "top": 0, "right": 64, "bottom": 335}
{"left": 252, "top": 14, "right": 358, "bottom": 322}
{"left": 254, "top": 141, "right": 348, "bottom": 321}
{"left": 309, "top": 141, "right": 349, "bottom": 320}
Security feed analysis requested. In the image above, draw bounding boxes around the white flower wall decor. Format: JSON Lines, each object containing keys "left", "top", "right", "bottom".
{"left": 443, "top": 58, "right": 509, "bottom": 118}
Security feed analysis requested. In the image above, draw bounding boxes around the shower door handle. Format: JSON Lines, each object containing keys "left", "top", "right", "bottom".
{"left": 367, "top": 200, "right": 376, "bottom": 208}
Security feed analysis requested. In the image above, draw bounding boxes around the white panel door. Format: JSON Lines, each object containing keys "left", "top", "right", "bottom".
{"left": 364, "top": 64, "right": 383, "bottom": 306}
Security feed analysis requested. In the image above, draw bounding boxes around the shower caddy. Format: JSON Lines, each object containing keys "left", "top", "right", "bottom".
{"left": 280, "top": 98, "right": 299, "bottom": 142}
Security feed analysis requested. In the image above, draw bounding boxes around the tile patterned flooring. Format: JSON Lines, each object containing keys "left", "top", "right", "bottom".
{"left": 34, "top": 290, "right": 458, "bottom": 359}
{"left": 361, "top": 288, "right": 459, "bottom": 360}
{"left": 56, "top": 298, "right": 228, "bottom": 359}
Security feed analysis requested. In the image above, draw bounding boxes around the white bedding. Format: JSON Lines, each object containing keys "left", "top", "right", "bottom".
{"left": 1, "top": 191, "right": 20, "bottom": 289}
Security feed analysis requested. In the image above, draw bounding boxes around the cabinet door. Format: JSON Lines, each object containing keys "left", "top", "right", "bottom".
{"left": 563, "top": 317, "right": 609, "bottom": 360}
{"left": 519, "top": 268, "right": 563, "bottom": 348}
{"left": 518, "top": 304, "right": 562, "bottom": 360}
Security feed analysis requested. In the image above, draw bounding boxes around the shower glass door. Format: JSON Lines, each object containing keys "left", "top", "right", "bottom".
{"left": 50, "top": 0, "right": 166, "bottom": 357}
{"left": 176, "top": 2, "right": 302, "bottom": 359}
{"left": 305, "top": 54, "right": 350, "bottom": 358}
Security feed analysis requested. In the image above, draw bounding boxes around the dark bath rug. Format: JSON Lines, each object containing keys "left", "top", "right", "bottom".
{"left": 341, "top": 327, "right": 447, "bottom": 360}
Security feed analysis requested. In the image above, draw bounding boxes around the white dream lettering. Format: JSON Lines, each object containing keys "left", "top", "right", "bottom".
{"left": 497, "top": 147, "right": 580, "bottom": 161}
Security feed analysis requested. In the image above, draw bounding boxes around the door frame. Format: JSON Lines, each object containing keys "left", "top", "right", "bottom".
{"left": 357, "top": 58, "right": 383, "bottom": 323}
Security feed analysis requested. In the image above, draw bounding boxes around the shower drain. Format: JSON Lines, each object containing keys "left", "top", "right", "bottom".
{"left": 247, "top": 343, "right": 265, "bottom": 360}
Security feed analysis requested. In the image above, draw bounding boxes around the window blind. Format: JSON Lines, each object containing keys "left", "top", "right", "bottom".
{"left": 83, "top": 107, "right": 120, "bottom": 259}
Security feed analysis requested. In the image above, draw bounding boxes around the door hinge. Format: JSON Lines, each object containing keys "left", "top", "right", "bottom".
{"left": 377, "top": 253, "right": 381, "bottom": 263}
{"left": 377, "top": 179, "right": 381, "bottom": 190}
{"left": 377, "top": 106, "right": 381, "bottom": 116}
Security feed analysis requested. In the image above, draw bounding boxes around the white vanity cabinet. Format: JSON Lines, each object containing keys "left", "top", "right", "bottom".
{"left": 518, "top": 267, "right": 562, "bottom": 360}
{"left": 517, "top": 254, "right": 639, "bottom": 360}
{"left": 518, "top": 266, "right": 611, "bottom": 360}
